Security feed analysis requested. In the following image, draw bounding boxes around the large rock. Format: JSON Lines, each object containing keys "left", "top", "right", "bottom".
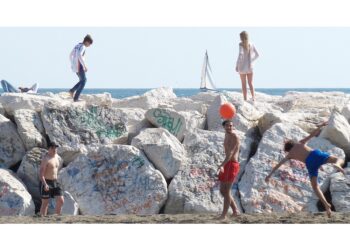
{"left": 112, "top": 87, "right": 176, "bottom": 110}
{"left": 117, "top": 108, "right": 152, "bottom": 144}
{"left": 48, "top": 191, "right": 79, "bottom": 215}
{"left": 17, "top": 148, "right": 63, "bottom": 208}
{"left": 320, "top": 111, "right": 350, "bottom": 156}
{"left": 0, "top": 169, "right": 35, "bottom": 216}
{"left": 239, "top": 123, "right": 345, "bottom": 214}
{"left": 145, "top": 108, "right": 186, "bottom": 141}
{"left": 189, "top": 91, "right": 219, "bottom": 106}
{"left": 329, "top": 169, "right": 350, "bottom": 212}
{"left": 131, "top": 128, "right": 186, "bottom": 179}
{"left": 0, "top": 114, "right": 26, "bottom": 169}
{"left": 0, "top": 103, "right": 5, "bottom": 116}
{"left": 59, "top": 145, "right": 168, "bottom": 215}
{"left": 13, "top": 109, "right": 47, "bottom": 150}
{"left": 0, "top": 93, "right": 70, "bottom": 116}
{"left": 178, "top": 110, "right": 206, "bottom": 133}
{"left": 161, "top": 97, "right": 208, "bottom": 115}
{"left": 41, "top": 105, "right": 128, "bottom": 164}
{"left": 164, "top": 129, "right": 252, "bottom": 214}
{"left": 341, "top": 102, "right": 350, "bottom": 122}
{"left": 56, "top": 92, "right": 113, "bottom": 107}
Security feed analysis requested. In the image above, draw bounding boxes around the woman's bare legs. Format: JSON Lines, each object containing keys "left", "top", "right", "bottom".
{"left": 240, "top": 74, "right": 248, "bottom": 101}
{"left": 247, "top": 73, "right": 255, "bottom": 101}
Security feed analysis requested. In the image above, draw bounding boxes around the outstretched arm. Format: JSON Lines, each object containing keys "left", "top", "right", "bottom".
{"left": 299, "top": 121, "right": 328, "bottom": 144}
{"left": 265, "top": 156, "right": 289, "bottom": 182}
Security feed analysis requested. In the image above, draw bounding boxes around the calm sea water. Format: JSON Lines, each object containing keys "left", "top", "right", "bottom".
{"left": 2, "top": 88, "right": 350, "bottom": 99}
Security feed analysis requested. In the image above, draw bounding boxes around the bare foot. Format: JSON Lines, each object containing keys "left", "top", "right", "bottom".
{"left": 218, "top": 215, "right": 227, "bottom": 220}
{"left": 231, "top": 210, "right": 241, "bottom": 217}
{"left": 69, "top": 91, "right": 74, "bottom": 98}
{"left": 325, "top": 203, "right": 332, "bottom": 218}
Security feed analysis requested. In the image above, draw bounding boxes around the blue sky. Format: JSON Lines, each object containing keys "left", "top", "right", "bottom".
{"left": 1, "top": 27, "right": 350, "bottom": 89}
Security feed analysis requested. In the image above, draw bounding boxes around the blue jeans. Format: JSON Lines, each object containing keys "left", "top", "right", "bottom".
{"left": 1, "top": 80, "right": 19, "bottom": 93}
{"left": 70, "top": 65, "right": 86, "bottom": 101}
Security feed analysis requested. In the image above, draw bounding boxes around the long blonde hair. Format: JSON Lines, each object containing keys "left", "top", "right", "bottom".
{"left": 239, "top": 31, "right": 249, "bottom": 51}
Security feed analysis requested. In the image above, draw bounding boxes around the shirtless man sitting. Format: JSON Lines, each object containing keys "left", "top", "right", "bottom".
{"left": 265, "top": 121, "right": 345, "bottom": 217}
{"left": 217, "top": 120, "right": 241, "bottom": 220}
{"left": 39, "top": 142, "right": 64, "bottom": 216}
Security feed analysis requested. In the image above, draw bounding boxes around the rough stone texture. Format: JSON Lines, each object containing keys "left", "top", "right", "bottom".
{"left": 131, "top": 128, "right": 186, "bottom": 179}
{"left": 0, "top": 114, "right": 26, "bottom": 169}
{"left": 341, "top": 102, "right": 350, "bottom": 122}
{"left": 0, "top": 93, "right": 71, "bottom": 116}
{"left": 47, "top": 191, "right": 79, "bottom": 215}
{"left": 145, "top": 108, "right": 186, "bottom": 141}
{"left": 17, "top": 148, "right": 63, "bottom": 208}
{"left": 330, "top": 169, "right": 350, "bottom": 212}
{"left": 0, "top": 103, "right": 5, "bottom": 116}
{"left": 59, "top": 145, "right": 168, "bottom": 215}
{"left": 112, "top": 87, "right": 177, "bottom": 110}
{"left": 117, "top": 108, "right": 152, "bottom": 144}
{"left": 164, "top": 129, "right": 252, "bottom": 214}
{"left": 13, "top": 109, "right": 47, "bottom": 150}
{"left": 178, "top": 110, "right": 206, "bottom": 133}
{"left": 239, "top": 123, "right": 345, "bottom": 214}
{"left": 320, "top": 111, "right": 350, "bottom": 156}
{"left": 0, "top": 169, "right": 35, "bottom": 216}
{"left": 189, "top": 91, "right": 219, "bottom": 106}
{"left": 41, "top": 105, "right": 128, "bottom": 164}
{"left": 162, "top": 97, "right": 208, "bottom": 115}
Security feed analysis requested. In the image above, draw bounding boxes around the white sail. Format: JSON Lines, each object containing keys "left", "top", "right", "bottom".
{"left": 200, "top": 51, "right": 216, "bottom": 90}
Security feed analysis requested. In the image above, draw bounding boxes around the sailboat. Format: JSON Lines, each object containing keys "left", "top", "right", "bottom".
{"left": 200, "top": 50, "right": 217, "bottom": 91}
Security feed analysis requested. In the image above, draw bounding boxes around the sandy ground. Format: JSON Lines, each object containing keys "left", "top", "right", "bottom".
{"left": 1, "top": 212, "right": 350, "bottom": 224}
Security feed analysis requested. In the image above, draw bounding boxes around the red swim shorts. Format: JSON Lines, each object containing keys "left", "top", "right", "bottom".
{"left": 218, "top": 161, "right": 240, "bottom": 183}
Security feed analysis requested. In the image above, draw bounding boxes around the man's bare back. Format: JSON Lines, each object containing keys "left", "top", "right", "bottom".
{"left": 287, "top": 143, "right": 312, "bottom": 163}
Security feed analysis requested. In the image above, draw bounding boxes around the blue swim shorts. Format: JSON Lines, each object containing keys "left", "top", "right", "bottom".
{"left": 305, "top": 149, "right": 330, "bottom": 179}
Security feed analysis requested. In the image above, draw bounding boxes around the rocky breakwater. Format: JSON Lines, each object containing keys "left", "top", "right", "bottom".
{"left": 1, "top": 88, "right": 350, "bottom": 217}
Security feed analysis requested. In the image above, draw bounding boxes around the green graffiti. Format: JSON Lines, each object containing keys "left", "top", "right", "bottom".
{"left": 152, "top": 109, "right": 183, "bottom": 136}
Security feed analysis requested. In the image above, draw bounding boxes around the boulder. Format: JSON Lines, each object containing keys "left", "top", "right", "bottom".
{"left": 59, "top": 145, "right": 167, "bottom": 215}
{"left": 164, "top": 129, "right": 252, "bottom": 214}
{"left": 0, "top": 169, "right": 35, "bottom": 216}
{"left": 178, "top": 110, "right": 206, "bottom": 133}
{"left": 17, "top": 148, "right": 63, "bottom": 208}
{"left": 41, "top": 105, "right": 128, "bottom": 164}
{"left": 189, "top": 91, "right": 219, "bottom": 105}
{"left": 0, "top": 114, "right": 26, "bottom": 169}
{"left": 117, "top": 108, "right": 152, "bottom": 144}
{"left": 145, "top": 108, "right": 186, "bottom": 141}
{"left": 47, "top": 191, "right": 79, "bottom": 215}
{"left": 162, "top": 97, "right": 207, "bottom": 115}
{"left": 239, "top": 123, "right": 345, "bottom": 214}
{"left": 320, "top": 111, "right": 350, "bottom": 156}
{"left": 0, "top": 103, "right": 5, "bottom": 116}
{"left": 0, "top": 93, "right": 70, "bottom": 116}
{"left": 341, "top": 102, "right": 350, "bottom": 122}
{"left": 13, "top": 109, "right": 47, "bottom": 150}
{"left": 131, "top": 128, "right": 186, "bottom": 179}
{"left": 329, "top": 169, "right": 350, "bottom": 212}
{"left": 112, "top": 87, "right": 176, "bottom": 110}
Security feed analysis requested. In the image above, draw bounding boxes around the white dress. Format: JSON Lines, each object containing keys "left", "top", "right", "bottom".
{"left": 236, "top": 43, "right": 259, "bottom": 74}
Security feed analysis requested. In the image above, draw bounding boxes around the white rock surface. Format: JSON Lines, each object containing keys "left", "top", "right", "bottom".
{"left": 0, "top": 114, "right": 26, "bottom": 169}
{"left": 239, "top": 123, "right": 345, "bottom": 214}
{"left": 145, "top": 108, "right": 186, "bottom": 141}
{"left": 0, "top": 93, "right": 70, "bottom": 116}
{"left": 0, "top": 103, "right": 5, "bottom": 116}
{"left": 320, "top": 111, "right": 350, "bottom": 156}
{"left": 131, "top": 128, "right": 186, "bottom": 179}
{"left": 59, "top": 145, "right": 167, "bottom": 215}
{"left": 329, "top": 169, "right": 350, "bottom": 212}
{"left": 0, "top": 169, "right": 35, "bottom": 216}
{"left": 14, "top": 109, "right": 47, "bottom": 150}
{"left": 113, "top": 87, "right": 176, "bottom": 110}
{"left": 41, "top": 105, "right": 128, "bottom": 164}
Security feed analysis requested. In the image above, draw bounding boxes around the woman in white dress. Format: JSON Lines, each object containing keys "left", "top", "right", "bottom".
{"left": 235, "top": 31, "right": 259, "bottom": 101}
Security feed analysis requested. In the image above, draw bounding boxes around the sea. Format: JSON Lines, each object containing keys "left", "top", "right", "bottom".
{"left": 1, "top": 88, "right": 350, "bottom": 99}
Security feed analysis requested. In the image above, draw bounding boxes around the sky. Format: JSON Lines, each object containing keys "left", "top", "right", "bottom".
{"left": 1, "top": 27, "right": 350, "bottom": 89}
